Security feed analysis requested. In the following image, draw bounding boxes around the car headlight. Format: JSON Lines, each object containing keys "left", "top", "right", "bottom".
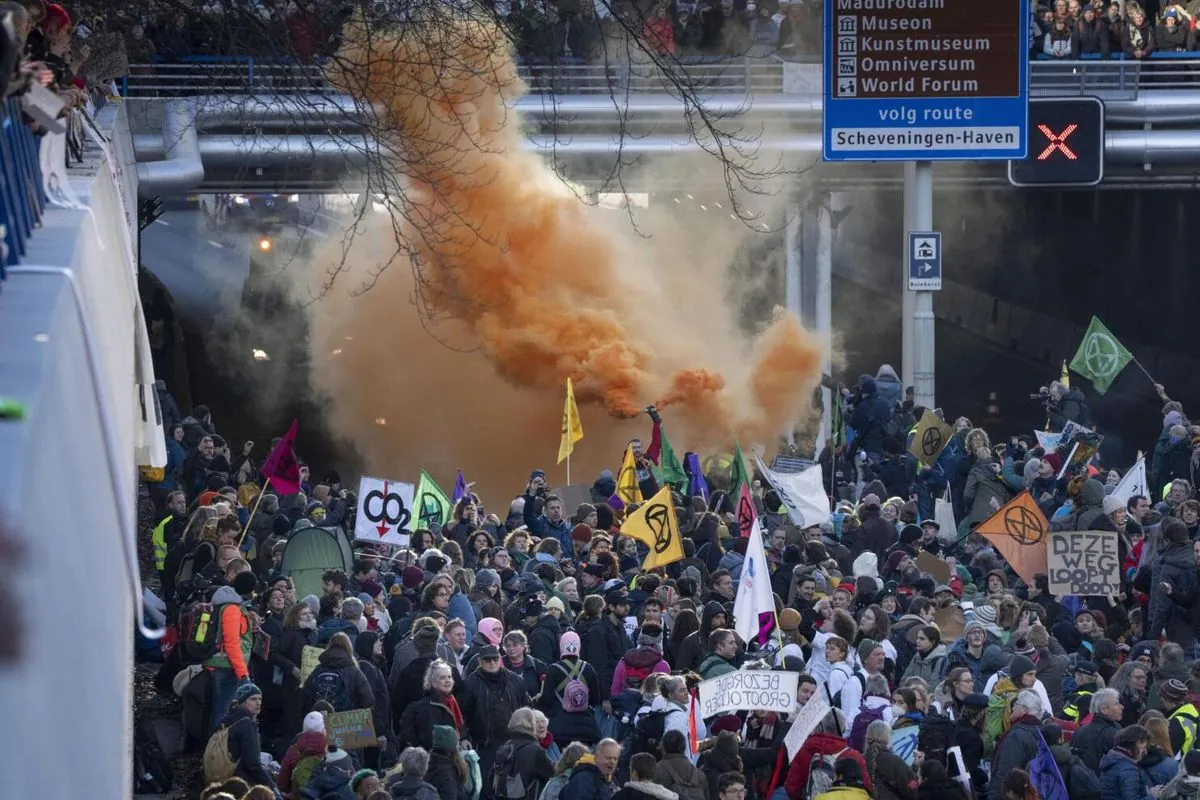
{"left": 233, "top": 195, "right": 248, "bottom": 205}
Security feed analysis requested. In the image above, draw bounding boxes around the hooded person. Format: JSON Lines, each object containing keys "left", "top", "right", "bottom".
{"left": 855, "top": 495, "right": 897, "bottom": 561}
{"left": 673, "top": 600, "right": 728, "bottom": 673}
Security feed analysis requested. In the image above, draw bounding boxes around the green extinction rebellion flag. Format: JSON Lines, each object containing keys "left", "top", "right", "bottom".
{"left": 1069, "top": 316, "right": 1132, "bottom": 394}
{"left": 413, "top": 470, "right": 453, "bottom": 530}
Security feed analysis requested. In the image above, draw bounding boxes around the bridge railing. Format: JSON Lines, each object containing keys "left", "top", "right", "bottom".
{"left": 0, "top": 96, "right": 47, "bottom": 277}
{"left": 119, "top": 53, "right": 1200, "bottom": 98}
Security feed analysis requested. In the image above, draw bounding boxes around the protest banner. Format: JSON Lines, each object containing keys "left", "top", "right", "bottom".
{"left": 300, "top": 645, "right": 324, "bottom": 685}
{"left": 891, "top": 726, "right": 920, "bottom": 765}
{"left": 326, "top": 708, "right": 377, "bottom": 750}
{"left": 784, "top": 692, "right": 830, "bottom": 760}
{"left": 698, "top": 669, "right": 800, "bottom": 718}
{"left": 1047, "top": 531, "right": 1120, "bottom": 597}
{"left": 355, "top": 476, "right": 415, "bottom": 547}
{"left": 916, "top": 551, "right": 950, "bottom": 584}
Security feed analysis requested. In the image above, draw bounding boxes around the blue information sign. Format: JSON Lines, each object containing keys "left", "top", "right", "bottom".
{"left": 907, "top": 232, "right": 942, "bottom": 291}
{"left": 822, "top": 0, "right": 1030, "bottom": 162}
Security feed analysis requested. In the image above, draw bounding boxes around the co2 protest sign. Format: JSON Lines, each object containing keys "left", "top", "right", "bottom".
{"left": 355, "top": 476, "right": 414, "bottom": 547}
{"left": 1047, "top": 531, "right": 1119, "bottom": 597}
{"left": 698, "top": 669, "right": 800, "bottom": 718}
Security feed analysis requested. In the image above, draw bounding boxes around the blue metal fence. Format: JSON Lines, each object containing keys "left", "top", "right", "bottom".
{"left": 0, "top": 96, "right": 46, "bottom": 281}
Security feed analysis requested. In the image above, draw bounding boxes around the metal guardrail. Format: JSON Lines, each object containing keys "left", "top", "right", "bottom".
{"left": 0, "top": 96, "right": 46, "bottom": 276}
{"left": 120, "top": 54, "right": 1200, "bottom": 98}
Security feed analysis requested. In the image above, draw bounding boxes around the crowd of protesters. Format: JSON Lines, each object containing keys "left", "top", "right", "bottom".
{"left": 1034, "top": 0, "right": 1200, "bottom": 60}
{"left": 133, "top": 360, "right": 1200, "bottom": 800}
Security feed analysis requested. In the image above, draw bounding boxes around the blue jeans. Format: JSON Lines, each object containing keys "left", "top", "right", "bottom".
{"left": 210, "top": 667, "right": 241, "bottom": 732}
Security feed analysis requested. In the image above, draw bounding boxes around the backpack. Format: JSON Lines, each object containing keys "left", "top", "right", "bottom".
{"left": 492, "top": 740, "right": 538, "bottom": 800}
{"left": 805, "top": 748, "right": 847, "bottom": 799}
{"left": 181, "top": 602, "right": 221, "bottom": 664}
{"left": 133, "top": 726, "right": 173, "bottom": 793}
{"left": 311, "top": 667, "right": 352, "bottom": 712}
{"left": 557, "top": 660, "right": 590, "bottom": 713}
{"left": 630, "top": 708, "right": 675, "bottom": 757}
{"left": 824, "top": 663, "right": 856, "bottom": 706}
{"left": 291, "top": 754, "right": 322, "bottom": 798}
{"left": 623, "top": 661, "right": 655, "bottom": 691}
{"left": 918, "top": 712, "right": 956, "bottom": 766}
{"left": 203, "top": 720, "right": 240, "bottom": 784}
{"left": 985, "top": 676, "right": 1019, "bottom": 749}
{"left": 848, "top": 703, "right": 886, "bottom": 752}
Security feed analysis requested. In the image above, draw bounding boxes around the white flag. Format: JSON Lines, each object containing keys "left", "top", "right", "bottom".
{"left": 755, "top": 453, "right": 831, "bottom": 528}
{"left": 733, "top": 518, "right": 776, "bottom": 647}
{"left": 1034, "top": 430, "right": 1062, "bottom": 451}
{"left": 1110, "top": 458, "right": 1147, "bottom": 505}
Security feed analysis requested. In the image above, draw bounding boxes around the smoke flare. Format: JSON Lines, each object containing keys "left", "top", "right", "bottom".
{"left": 306, "top": 13, "right": 824, "bottom": 487}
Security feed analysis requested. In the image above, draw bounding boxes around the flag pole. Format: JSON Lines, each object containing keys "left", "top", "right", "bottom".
{"left": 1130, "top": 355, "right": 1157, "bottom": 387}
{"left": 567, "top": 451, "right": 571, "bottom": 486}
{"left": 237, "top": 476, "right": 271, "bottom": 548}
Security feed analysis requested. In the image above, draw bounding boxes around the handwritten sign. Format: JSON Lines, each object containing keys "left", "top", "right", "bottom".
{"left": 698, "top": 669, "right": 800, "bottom": 718}
{"left": 624, "top": 616, "right": 639, "bottom": 640}
{"left": 1047, "top": 531, "right": 1119, "bottom": 597}
{"left": 784, "top": 692, "right": 830, "bottom": 760}
{"left": 891, "top": 726, "right": 920, "bottom": 765}
{"left": 300, "top": 645, "right": 324, "bottom": 685}
{"left": 326, "top": 708, "right": 376, "bottom": 750}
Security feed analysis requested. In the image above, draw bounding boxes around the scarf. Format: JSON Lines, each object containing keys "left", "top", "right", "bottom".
{"left": 442, "top": 691, "right": 465, "bottom": 731}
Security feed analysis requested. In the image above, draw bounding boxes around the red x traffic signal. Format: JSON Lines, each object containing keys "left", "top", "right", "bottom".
{"left": 1009, "top": 99, "right": 1104, "bottom": 187}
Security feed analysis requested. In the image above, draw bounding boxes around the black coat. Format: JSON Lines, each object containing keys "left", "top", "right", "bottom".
{"left": 397, "top": 691, "right": 461, "bottom": 751}
{"left": 1070, "top": 716, "right": 1121, "bottom": 774}
{"left": 501, "top": 734, "right": 556, "bottom": 795}
{"left": 504, "top": 654, "right": 547, "bottom": 700}
{"left": 457, "top": 668, "right": 530, "bottom": 752}
{"left": 391, "top": 651, "right": 440, "bottom": 728}
{"left": 300, "top": 645, "right": 375, "bottom": 714}
{"left": 538, "top": 658, "right": 602, "bottom": 745}
{"left": 988, "top": 718, "right": 1045, "bottom": 800}
{"left": 856, "top": 507, "right": 896, "bottom": 561}
{"left": 564, "top": 762, "right": 616, "bottom": 800}
{"left": 357, "top": 657, "right": 392, "bottom": 740}
{"left": 582, "top": 615, "right": 633, "bottom": 701}
{"left": 528, "top": 614, "right": 563, "bottom": 666}
{"left": 219, "top": 706, "right": 274, "bottom": 788}
{"left": 426, "top": 750, "right": 469, "bottom": 800}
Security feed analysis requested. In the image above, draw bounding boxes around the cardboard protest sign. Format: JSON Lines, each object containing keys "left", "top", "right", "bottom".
{"left": 1047, "top": 531, "right": 1120, "bottom": 597}
{"left": 698, "top": 670, "right": 800, "bottom": 718}
{"left": 784, "top": 692, "right": 831, "bottom": 760}
{"left": 355, "top": 476, "right": 415, "bottom": 547}
{"left": 326, "top": 708, "right": 377, "bottom": 750}
{"left": 909, "top": 410, "right": 955, "bottom": 467}
{"left": 300, "top": 645, "right": 324, "bottom": 685}
{"left": 916, "top": 551, "right": 950, "bottom": 584}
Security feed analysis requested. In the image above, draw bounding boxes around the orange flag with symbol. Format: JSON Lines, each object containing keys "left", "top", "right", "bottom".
{"left": 974, "top": 491, "right": 1050, "bottom": 587}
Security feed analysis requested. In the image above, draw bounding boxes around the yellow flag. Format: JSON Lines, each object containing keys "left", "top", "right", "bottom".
{"left": 557, "top": 378, "right": 584, "bottom": 464}
{"left": 617, "top": 443, "right": 644, "bottom": 505}
{"left": 1060, "top": 359, "right": 1070, "bottom": 389}
{"left": 621, "top": 486, "right": 684, "bottom": 570}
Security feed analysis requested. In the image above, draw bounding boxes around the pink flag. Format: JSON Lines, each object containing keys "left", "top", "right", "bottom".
{"left": 261, "top": 419, "right": 301, "bottom": 495}
{"left": 736, "top": 482, "right": 757, "bottom": 538}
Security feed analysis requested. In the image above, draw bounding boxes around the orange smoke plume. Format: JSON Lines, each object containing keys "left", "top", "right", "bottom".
{"left": 315, "top": 14, "right": 823, "bottom": 481}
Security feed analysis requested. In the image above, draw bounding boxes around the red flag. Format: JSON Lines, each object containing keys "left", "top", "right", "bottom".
{"left": 261, "top": 419, "right": 301, "bottom": 495}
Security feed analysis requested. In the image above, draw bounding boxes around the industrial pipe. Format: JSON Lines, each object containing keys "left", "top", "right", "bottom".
{"left": 136, "top": 99, "right": 204, "bottom": 196}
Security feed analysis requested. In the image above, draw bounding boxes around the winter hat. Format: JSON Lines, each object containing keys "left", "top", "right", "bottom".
{"left": 1007, "top": 654, "right": 1036, "bottom": 678}
{"left": 423, "top": 554, "right": 449, "bottom": 575}
{"left": 402, "top": 566, "right": 426, "bottom": 590}
{"left": 351, "top": 770, "right": 379, "bottom": 792}
{"left": 1075, "top": 661, "right": 1098, "bottom": 676}
{"left": 387, "top": 597, "right": 411, "bottom": 619}
{"left": 546, "top": 597, "right": 566, "bottom": 614}
{"left": 521, "top": 573, "right": 544, "bottom": 596}
{"left": 303, "top": 711, "right": 327, "bottom": 733}
{"left": 856, "top": 638, "right": 880, "bottom": 664}
{"left": 357, "top": 593, "right": 374, "bottom": 607}
{"left": 414, "top": 624, "right": 441, "bottom": 653}
{"left": 1101, "top": 496, "right": 1124, "bottom": 516}
{"left": 233, "top": 682, "right": 262, "bottom": 705}
{"left": 779, "top": 608, "right": 802, "bottom": 632}
{"left": 885, "top": 551, "right": 908, "bottom": 575}
{"left": 302, "top": 594, "right": 321, "bottom": 617}
{"left": 572, "top": 523, "right": 594, "bottom": 544}
{"left": 475, "top": 568, "right": 500, "bottom": 589}
{"left": 520, "top": 599, "right": 544, "bottom": 618}
{"left": 360, "top": 579, "right": 384, "bottom": 599}
{"left": 973, "top": 604, "right": 999, "bottom": 626}
{"left": 582, "top": 563, "right": 607, "bottom": 579}
{"left": 500, "top": 568, "right": 521, "bottom": 592}
{"left": 899, "top": 524, "right": 922, "bottom": 545}
{"left": 963, "top": 693, "right": 990, "bottom": 710}
{"left": 638, "top": 622, "right": 664, "bottom": 651}
{"left": 711, "top": 716, "right": 743, "bottom": 737}
{"left": 1160, "top": 679, "right": 1189, "bottom": 704}
{"left": 1130, "top": 642, "right": 1157, "bottom": 665}
{"left": 432, "top": 725, "right": 459, "bottom": 753}
{"left": 560, "top": 631, "right": 581, "bottom": 657}
{"left": 713, "top": 729, "right": 741, "bottom": 761}
{"left": 478, "top": 617, "right": 504, "bottom": 646}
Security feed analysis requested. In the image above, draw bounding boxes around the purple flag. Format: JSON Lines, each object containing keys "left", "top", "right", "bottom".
{"left": 685, "top": 453, "right": 710, "bottom": 504}
{"left": 452, "top": 470, "right": 467, "bottom": 503}
{"left": 1027, "top": 734, "right": 1069, "bottom": 800}
{"left": 606, "top": 493, "right": 625, "bottom": 512}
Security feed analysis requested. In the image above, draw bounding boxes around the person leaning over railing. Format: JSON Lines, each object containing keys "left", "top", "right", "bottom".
{"left": 1077, "top": 3, "right": 1112, "bottom": 55}
{"left": 1157, "top": 5, "right": 1191, "bottom": 51}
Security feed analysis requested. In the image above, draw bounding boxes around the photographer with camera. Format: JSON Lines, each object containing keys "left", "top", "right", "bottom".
{"left": 521, "top": 470, "right": 575, "bottom": 559}
{"left": 846, "top": 374, "right": 893, "bottom": 465}
{"left": 1036, "top": 380, "right": 1091, "bottom": 430}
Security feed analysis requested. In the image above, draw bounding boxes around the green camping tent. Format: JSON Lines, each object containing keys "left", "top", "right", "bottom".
{"left": 281, "top": 525, "right": 354, "bottom": 600}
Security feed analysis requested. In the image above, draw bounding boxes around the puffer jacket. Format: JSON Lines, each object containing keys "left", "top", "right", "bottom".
{"left": 1148, "top": 543, "right": 1198, "bottom": 646}
{"left": 1099, "top": 747, "right": 1155, "bottom": 800}
{"left": 1140, "top": 746, "right": 1178, "bottom": 787}
{"left": 278, "top": 730, "right": 327, "bottom": 795}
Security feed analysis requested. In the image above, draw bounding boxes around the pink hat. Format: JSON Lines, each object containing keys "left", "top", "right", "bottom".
{"left": 560, "top": 631, "right": 581, "bottom": 657}
{"left": 478, "top": 617, "right": 504, "bottom": 646}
